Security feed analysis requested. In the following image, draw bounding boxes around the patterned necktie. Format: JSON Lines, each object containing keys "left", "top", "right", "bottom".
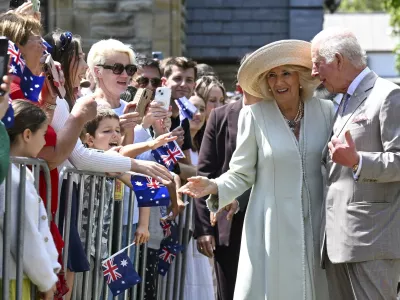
{"left": 339, "top": 93, "right": 351, "bottom": 116}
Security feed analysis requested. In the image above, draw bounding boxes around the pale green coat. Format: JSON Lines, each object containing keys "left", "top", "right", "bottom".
{"left": 208, "top": 98, "right": 334, "bottom": 300}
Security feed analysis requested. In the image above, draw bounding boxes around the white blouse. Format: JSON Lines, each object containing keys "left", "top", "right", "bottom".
{"left": 0, "top": 164, "right": 60, "bottom": 292}
{"left": 52, "top": 97, "right": 132, "bottom": 174}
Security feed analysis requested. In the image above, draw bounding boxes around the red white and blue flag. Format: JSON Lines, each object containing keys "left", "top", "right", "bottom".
{"left": 131, "top": 174, "right": 170, "bottom": 207}
{"left": 174, "top": 96, "right": 197, "bottom": 122}
{"left": 151, "top": 141, "right": 184, "bottom": 171}
{"left": 102, "top": 250, "right": 141, "bottom": 296}
{"left": 157, "top": 244, "right": 183, "bottom": 276}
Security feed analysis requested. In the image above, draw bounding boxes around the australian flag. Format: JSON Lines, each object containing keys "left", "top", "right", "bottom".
{"left": 131, "top": 175, "right": 170, "bottom": 207}
{"left": 102, "top": 250, "right": 141, "bottom": 296}
{"left": 8, "top": 41, "right": 25, "bottom": 78}
{"left": 20, "top": 67, "right": 45, "bottom": 102}
{"left": 157, "top": 244, "right": 184, "bottom": 276}
{"left": 1, "top": 98, "right": 14, "bottom": 128}
{"left": 174, "top": 97, "right": 197, "bottom": 122}
{"left": 151, "top": 141, "right": 184, "bottom": 171}
{"left": 8, "top": 41, "right": 45, "bottom": 102}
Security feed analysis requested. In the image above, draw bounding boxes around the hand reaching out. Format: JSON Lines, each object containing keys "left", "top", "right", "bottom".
{"left": 178, "top": 176, "right": 218, "bottom": 198}
{"left": 149, "top": 132, "right": 177, "bottom": 150}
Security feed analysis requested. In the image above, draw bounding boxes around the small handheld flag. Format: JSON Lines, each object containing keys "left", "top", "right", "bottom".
{"left": 151, "top": 141, "right": 184, "bottom": 171}
{"left": 1, "top": 99, "right": 14, "bottom": 128}
{"left": 131, "top": 175, "right": 170, "bottom": 207}
{"left": 157, "top": 244, "right": 184, "bottom": 276}
{"left": 102, "top": 248, "right": 141, "bottom": 296}
{"left": 174, "top": 97, "right": 197, "bottom": 122}
{"left": 8, "top": 41, "right": 25, "bottom": 78}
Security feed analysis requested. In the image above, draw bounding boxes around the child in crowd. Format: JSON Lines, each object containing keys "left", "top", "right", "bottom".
{"left": 78, "top": 108, "right": 179, "bottom": 296}
{"left": 0, "top": 100, "right": 60, "bottom": 300}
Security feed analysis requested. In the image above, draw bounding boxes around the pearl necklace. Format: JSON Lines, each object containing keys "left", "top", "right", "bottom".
{"left": 283, "top": 101, "right": 304, "bottom": 132}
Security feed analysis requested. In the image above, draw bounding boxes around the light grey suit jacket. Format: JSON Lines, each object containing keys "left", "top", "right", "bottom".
{"left": 321, "top": 71, "right": 400, "bottom": 265}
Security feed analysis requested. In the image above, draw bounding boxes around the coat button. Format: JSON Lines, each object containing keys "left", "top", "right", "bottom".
{"left": 44, "top": 237, "right": 49, "bottom": 242}
{"left": 41, "top": 215, "right": 47, "bottom": 220}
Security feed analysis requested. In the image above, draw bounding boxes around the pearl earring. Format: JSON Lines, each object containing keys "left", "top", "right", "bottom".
{"left": 268, "top": 89, "right": 271, "bottom": 92}
{"left": 300, "top": 86, "right": 303, "bottom": 89}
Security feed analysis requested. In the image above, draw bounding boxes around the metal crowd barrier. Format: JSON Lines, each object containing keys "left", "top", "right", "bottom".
{"left": 58, "top": 167, "right": 195, "bottom": 300}
{"left": 1, "top": 157, "right": 52, "bottom": 300}
{"left": 1, "top": 160, "right": 195, "bottom": 300}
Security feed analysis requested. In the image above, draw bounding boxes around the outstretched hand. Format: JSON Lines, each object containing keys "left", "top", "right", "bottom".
{"left": 178, "top": 176, "right": 218, "bottom": 198}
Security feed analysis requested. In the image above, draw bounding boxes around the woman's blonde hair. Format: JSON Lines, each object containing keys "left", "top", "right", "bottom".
{"left": 257, "top": 65, "right": 319, "bottom": 102}
{"left": 87, "top": 39, "right": 136, "bottom": 84}
{"left": 0, "top": 12, "right": 42, "bottom": 45}
{"left": 195, "top": 75, "right": 227, "bottom": 106}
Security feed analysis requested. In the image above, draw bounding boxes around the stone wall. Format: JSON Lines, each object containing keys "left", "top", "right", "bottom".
{"left": 49, "top": 0, "right": 184, "bottom": 57}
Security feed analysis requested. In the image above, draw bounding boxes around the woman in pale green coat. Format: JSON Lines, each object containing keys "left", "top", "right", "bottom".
{"left": 179, "top": 40, "right": 334, "bottom": 300}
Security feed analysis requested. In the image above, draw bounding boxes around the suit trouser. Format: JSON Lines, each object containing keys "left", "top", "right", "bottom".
{"left": 214, "top": 211, "right": 245, "bottom": 300}
{"left": 325, "top": 254, "right": 400, "bottom": 300}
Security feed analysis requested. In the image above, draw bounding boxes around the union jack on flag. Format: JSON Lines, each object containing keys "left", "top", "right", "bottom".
{"left": 102, "top": 250, "right": 141, "bottom": 296}
{"left": 146, "top": 177, "right": 163, "bottom": 189}
{"left": 159, "top": 246, "right": 176, "bottom": 264}
{"left": 8, "top": 41, "right": 25, "bottom": 77}
{"left": 157, "top": 244, "right": 183, "bottom": 276}
{"left": 131, "top": 174, "right": 170, "bottom": 207}
{"left": 103, "top": 258, "right": 122, "bottom": 284}
{"left": 151, "top": 141, "right": 184, "bottom": 171}
{"left": 160, "top": 219, "right": 172, "bottom": 237}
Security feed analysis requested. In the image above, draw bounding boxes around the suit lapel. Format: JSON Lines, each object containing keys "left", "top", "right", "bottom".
{"left": 227, "top": 98, "right": 243, "bottom": 139}
{"left": 335, "top": 72, "right": 378, "bottom": 137}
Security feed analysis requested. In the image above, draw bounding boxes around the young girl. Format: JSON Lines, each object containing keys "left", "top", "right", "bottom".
{"left": 0, "top": 100, "right": 60, "bottom": 299}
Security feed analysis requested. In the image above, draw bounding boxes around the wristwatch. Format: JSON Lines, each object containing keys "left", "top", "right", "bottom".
{"left": 43, "top": 102, "right": 57, "bottom": 110}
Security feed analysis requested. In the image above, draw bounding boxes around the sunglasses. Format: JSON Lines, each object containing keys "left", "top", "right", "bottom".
{"left": 136, "top": 76, "right": 162, "bottom": 88}
{"left": 97, "top": 63, "right": 137, "bottom": 76}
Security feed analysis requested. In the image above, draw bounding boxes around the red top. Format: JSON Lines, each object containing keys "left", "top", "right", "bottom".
{"left": 10, "top": 75, "right": 64, "bottom": 253}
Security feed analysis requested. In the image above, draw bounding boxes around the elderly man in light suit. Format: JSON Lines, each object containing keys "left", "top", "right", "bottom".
{"left": 311, "top": 27, "right": 400, "bottom": 300}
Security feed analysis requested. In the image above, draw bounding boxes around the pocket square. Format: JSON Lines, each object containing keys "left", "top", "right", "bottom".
{"left": 352, "top": 114, "right": 369, "bottom": 123}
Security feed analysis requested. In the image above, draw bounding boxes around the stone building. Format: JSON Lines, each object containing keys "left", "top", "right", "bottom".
{"left": 0, "top": 0, "right": 329, "bottom": 90}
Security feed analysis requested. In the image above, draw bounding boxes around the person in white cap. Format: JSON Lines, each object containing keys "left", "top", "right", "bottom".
{"left": 178, "top": 40, "right": 333, "bottom": 300}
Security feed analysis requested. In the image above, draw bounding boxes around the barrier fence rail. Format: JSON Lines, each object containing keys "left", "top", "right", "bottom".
{"left": 1, "top": 157, "right": 52, "bottom": 300}
{"left": 1, "top": 159, "right": 194, "bottom": 300}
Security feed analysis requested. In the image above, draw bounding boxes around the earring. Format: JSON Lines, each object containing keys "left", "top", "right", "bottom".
{"left": 300, "top": 86, "right": 303, "bottom": 89}
{"left": 268, "top": 89, "right": 271, "bottom": 92}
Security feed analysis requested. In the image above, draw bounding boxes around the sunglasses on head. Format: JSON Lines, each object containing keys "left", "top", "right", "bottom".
{"left": 97, "top": 63, "right": 137, "bottom": 76}
{"left": 136, "top": 76, "right": 162, "bottom": 88}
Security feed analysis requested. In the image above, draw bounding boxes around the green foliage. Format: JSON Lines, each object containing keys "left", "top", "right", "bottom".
{"left": 384, "top": 0, "right": 400, "bottom": 71}
{"left": 338, "top": 0, "right": 385, "bottom": 12}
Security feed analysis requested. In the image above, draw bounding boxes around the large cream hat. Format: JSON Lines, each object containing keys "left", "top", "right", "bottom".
{"left": 238, "top": 40, "right": 316, "bottom": 99}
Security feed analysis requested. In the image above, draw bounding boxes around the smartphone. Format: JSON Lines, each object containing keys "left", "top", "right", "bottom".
{"left": 9, "top": 0, "right": 25, "bottom": 9}
{"left": 132, "top": 88, "right": 153, "bottom": 119}
{"left": 152, "top": 51, "right": 163, "bottom": 60}
{"left": 43, "top": 55, "right": 66, "bottom": 98}
{"left": 31, "top": 0, "right": 40, "bottom": 12}
{"left": 0, "top": 37, "right": 9, "bottom": 96}
{"left": 154, "top": 87, "right": 171, "bottom": 110}
{"left": 120, "top": 86, "right": 137, "bottom": 103}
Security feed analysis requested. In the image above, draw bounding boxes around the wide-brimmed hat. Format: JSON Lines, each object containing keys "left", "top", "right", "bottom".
{"left": 238, "top": 40, "right": 316, "bottom": 99}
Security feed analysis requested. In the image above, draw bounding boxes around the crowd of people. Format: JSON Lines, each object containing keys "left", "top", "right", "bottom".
{"left": 0, "top": 1, "right": 400, "bottom": 300}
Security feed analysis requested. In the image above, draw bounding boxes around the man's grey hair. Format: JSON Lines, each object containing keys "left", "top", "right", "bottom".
{"left": 312, "top": 27, "right": 367, "bottom": 69}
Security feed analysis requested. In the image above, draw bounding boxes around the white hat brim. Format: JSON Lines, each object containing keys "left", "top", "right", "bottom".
{"left": 237, "top": 40, "right": 313, "bottom": 98}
